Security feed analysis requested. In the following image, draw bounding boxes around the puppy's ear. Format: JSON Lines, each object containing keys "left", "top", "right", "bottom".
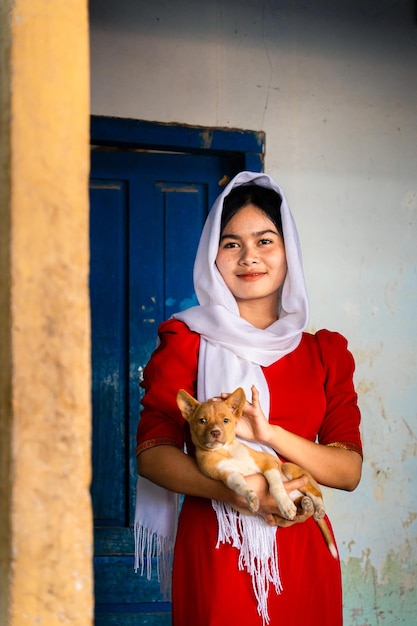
{"left": 225, "top": 387, "right": 246, "bottom": 416}
{"left": 176, "top": 389, "right": 199, "bottom": 421}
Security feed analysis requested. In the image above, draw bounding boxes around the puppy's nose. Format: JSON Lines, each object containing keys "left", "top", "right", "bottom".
{"left": 210, "top": 429, "right": 221, "bottom": 439}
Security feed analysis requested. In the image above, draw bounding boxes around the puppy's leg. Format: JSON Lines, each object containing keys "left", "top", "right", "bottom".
{"left": 224, "top": 471, "right": 260, "bottom": 513}
{"left": 281, "top": 462, "right": 325, "bottom": 520}
{"left": 263, "top": 467, "right": 297, "bottom": 520}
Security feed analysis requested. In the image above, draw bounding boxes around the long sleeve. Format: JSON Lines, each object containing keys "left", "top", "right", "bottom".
{"left": 315, "top": 329, "right": 362, "bottom": 456}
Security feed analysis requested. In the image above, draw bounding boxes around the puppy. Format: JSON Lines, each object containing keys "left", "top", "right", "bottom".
{"left": 177, "top": 386, "right": 337, "bottom": 558}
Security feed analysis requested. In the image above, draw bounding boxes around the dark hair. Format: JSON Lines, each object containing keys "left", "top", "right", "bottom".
{"left": 221, "top": 184, "right": 283, "bottom": 238}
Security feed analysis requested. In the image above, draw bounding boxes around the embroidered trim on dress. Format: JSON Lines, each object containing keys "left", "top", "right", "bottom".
{"left": 136, "top": 437, "right": 181, "bottom": 456}
{"left": 326, "top": 441, "right": 362, "bottom": 456}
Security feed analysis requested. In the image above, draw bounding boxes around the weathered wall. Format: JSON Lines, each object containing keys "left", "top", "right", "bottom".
{"left": 0, "top": 1, "right": 92, "bottom": 624}
{"left": 89, "top": 1, "right": 417, "bottom": 623}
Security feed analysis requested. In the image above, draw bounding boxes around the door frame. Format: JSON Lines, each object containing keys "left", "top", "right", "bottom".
{"left": 90, "top": 115, "right": 264, "bottom": 171}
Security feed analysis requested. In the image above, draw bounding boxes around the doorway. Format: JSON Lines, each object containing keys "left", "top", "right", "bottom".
{"left": 89, "top": 116, "right": 264, "bottom": 624}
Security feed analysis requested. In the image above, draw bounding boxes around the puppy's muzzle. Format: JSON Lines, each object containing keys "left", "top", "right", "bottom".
{"left": 210, "top": 428, "right": 222, "bottom": 439}
{"left": 203, "top": 426, "right": 226, "bottom": 448}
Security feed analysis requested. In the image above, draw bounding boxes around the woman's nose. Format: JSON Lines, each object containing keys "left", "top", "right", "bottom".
{"left": 239, "top": 246, "right": 259, "bottom": 265}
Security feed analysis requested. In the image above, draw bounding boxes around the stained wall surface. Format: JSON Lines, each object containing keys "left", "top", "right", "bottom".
{"left": 89, "top": 1, "right": 417, "bottom": 623}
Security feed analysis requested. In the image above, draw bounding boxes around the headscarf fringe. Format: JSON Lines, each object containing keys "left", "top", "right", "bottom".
{"left": 212, "top": 501, "right": 282, "bottom": 625}
{"left": 134, "top": 523, "right": 174, "bottom": 601}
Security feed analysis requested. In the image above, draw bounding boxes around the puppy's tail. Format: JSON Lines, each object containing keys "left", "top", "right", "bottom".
{"left": 316, "top": 518, "right": 338, "bottom": 559}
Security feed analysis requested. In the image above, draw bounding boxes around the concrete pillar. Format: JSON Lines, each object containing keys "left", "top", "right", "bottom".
{"left": 0, "top": 1, "right": 92, "bottom": 624}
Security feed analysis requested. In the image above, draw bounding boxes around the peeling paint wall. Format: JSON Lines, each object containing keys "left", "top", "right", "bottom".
{"left": 89, "top": 1, "right": 417, "bottom": 623}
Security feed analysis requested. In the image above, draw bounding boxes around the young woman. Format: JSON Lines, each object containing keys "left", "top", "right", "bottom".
{"left": 135, "top": 171, "right": 362, "bottom": 626}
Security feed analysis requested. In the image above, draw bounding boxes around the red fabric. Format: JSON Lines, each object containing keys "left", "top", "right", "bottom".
{"left": 173, "top": 498, "right": 342, "bottom": 626}
{"left": 136, "top": 319, "right": 362, "bottom": 625}
{"left": 136, "top": 320, "right": 200, "bottom": 456}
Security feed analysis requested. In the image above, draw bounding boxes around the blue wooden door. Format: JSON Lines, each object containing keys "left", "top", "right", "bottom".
{"left": 89, "top": 150, "right": 237, "bottom": 624}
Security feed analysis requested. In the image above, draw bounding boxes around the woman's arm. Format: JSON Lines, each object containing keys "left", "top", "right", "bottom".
{"left": 267, "top": 428, "right": 362, "bottom": 491}
{"left": 137, "top": 444, "right": 313, "bottom": 526}
{"left": 236, "top": 386, "right": 362, "bottom": 491}
{"left": 137, "top": 445, "right": 230, "bottom": 500}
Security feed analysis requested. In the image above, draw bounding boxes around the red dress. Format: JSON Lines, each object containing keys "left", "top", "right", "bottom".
{"left": 136, "top": 319, "right": 362, "bottom": 626}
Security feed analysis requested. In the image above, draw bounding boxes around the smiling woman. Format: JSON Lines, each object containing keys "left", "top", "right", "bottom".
{"left": 135, "top": 171, "right": 362, "bottom": 626}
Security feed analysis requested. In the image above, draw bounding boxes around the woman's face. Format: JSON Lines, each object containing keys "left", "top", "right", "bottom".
{"left": 215, "top": 204, "right": 287, "bottom": 315}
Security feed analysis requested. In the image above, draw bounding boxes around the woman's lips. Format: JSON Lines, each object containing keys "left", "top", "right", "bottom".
{"left": 237, "top": 272, "right": 266, "bottom": 281}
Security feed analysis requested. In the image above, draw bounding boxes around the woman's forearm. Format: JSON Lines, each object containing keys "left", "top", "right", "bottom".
{"left": 267, "top": 425, "right": 362, "bottom": 491}
{"left": 236, "top": 386, "right": 362, "bottom": 491}
{"left": 137, "top": 445, "right": 233, "bottom": 501}
{"left": 136, "top": 444, "right": 315, "bottom": 524}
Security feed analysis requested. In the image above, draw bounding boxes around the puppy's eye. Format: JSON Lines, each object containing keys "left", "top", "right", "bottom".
{"left": 198, "top": 418, "right": 207, "bottom": 424}
{"left": 223, "top": 418, "right": 230, "bottom": 424}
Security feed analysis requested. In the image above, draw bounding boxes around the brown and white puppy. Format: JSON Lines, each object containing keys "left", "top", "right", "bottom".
{"left": 177, "top": 386, "right": 337, "bottom": 558}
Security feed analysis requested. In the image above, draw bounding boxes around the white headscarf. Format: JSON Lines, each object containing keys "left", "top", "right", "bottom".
{"left": 174, "top": 170, "right": 309, "bottom": 419}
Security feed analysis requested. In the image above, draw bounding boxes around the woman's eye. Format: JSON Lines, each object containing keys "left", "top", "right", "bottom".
{"left": 259, "top": 238, "right": 272, "bottom": 245}
{"left": 223, "top": 241, "right": 239, "bottom": 248}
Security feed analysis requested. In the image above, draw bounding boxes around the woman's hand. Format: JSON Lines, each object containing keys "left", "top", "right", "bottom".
{"left": 231, "top": 385, "right": 273, "bottom": 444}
{"left": 230, "top": 473, "right": 315, "bottom": 527}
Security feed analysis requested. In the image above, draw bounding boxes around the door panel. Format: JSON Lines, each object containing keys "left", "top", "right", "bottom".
{"left": 90, "top": 150, "right": 236, "bottom": 624}
{"left": 90, "top": 180, "right": 129, "bottom": 528}
{"left": 162, "top": 182, "right": 206, "bottom": 318}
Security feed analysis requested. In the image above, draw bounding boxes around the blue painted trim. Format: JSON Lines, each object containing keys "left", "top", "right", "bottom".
{"left": 90, "top": 116, "right": 264, "bottom": 169}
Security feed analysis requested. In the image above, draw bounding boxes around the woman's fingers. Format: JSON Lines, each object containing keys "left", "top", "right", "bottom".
{"left": 284, "top": 475, "right": 308, "bottom": 492}
{"left": 250, "top": 385, "right": 260, "bottom": 407}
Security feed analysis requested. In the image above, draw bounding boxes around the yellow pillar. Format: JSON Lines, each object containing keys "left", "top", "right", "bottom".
{"left": 0, "top": 1, "right": 92, "bottom": 624}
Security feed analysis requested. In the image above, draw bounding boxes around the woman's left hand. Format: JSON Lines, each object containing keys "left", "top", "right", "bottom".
{"left": 233, "top": 385, "right": 273, "bottom": 444}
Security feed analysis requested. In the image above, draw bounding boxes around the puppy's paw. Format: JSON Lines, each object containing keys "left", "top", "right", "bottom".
{"left": 279, "top": 498, "right": 297, "bottom": 521}
{"left": 247, "top": 492, "right": 259, "bottom": 513}
{"left": 300, "top": 496, "right": 314, "bottom": 513}
{"left": 313, "top": 502, "right": 326, "bottom": 521}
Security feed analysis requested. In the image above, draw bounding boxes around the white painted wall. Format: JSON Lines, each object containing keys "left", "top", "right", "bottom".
{"left": 90, "top": 1, "right": 417, "bottom": 622}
